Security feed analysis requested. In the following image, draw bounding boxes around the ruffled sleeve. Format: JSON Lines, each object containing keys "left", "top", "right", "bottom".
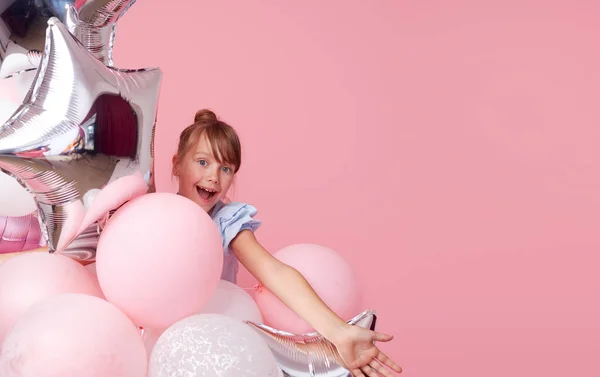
{"left": 212, "top": 202, "right": 262, "bottom": 253}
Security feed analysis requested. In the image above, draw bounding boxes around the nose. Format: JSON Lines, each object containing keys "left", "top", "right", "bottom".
{"left": 207, "top": 168, "right": 219, "bottom": 184}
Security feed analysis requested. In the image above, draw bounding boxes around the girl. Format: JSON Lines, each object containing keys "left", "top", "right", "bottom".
{"left": 149, "top": 109, "right": 402, "bottom": 377}
{"left": 0, "top": 109, "right": 403, "bottom": 377}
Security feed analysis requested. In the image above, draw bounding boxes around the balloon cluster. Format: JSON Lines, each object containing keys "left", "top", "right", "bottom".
{"left": 0, "top": 1, "right": 374, "bottom": 376}
{"left": 0, "top": 191, "right": 371, "bottom": 376}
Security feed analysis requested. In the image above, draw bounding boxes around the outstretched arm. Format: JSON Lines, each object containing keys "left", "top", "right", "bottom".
{"left": 231, "top": 230, "right": 402, "bottom": 376}
{"left": 231, "top": 229, "right": 348, "bottom": 340}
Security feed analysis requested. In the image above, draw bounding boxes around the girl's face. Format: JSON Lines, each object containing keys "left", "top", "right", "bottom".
{"left": 173, "top": 134, "right": 235, "bottom": 213}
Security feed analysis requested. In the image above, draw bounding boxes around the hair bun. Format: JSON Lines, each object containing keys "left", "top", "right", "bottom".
{"left": 194, "top": 109, "right": 218, "bottom": 123}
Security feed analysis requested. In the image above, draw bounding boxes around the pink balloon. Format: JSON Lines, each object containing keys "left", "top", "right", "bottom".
{"left": 0, "top": 252, "right": 103, "bottom": 343}
{"left": 0, "top": 293, "right": 147, "bottom": 377}
{"left": 254, "top": 243, "right": 362, "bottom": 334}
{"left": 96, "top": 193, "right": 223, "bottom": 329}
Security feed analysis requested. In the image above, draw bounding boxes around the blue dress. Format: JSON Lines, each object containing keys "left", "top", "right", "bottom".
{"left": 210, "top": 201, "right": 262, "bottom": 283}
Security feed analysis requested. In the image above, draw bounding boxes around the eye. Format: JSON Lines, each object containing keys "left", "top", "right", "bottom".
{"left": 198, "top": 159, "right": 208, "bottom": 166}
{"left": 222, "top": 166, "right": 232, "bottom": 173}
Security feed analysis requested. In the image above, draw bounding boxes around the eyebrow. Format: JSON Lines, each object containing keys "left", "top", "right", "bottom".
{"left": 194, "top": 151, "right": 228, "bottom": 164}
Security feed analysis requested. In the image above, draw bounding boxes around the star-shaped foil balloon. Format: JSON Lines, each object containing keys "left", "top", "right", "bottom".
{"left": 246, "top": 310, "right": 377, "bottom": 377}
{"left": 0, "top": 16, "right": 161, "bottom": 261}
{"left": 0, "top": 0, "right": 138, "bottom": 209}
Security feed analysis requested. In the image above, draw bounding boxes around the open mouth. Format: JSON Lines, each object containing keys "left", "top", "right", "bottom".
{"left": 196, "top": 185, "right": 218, "bottom": 201}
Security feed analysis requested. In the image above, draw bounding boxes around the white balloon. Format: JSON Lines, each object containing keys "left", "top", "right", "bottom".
{"left": 0, "top": 68, "right": 36, "bottom": 105}
{"left": 0, "top": 41, "right": 37, "bottom": 77}
{"left": 0, "top": 57, "right": 36, "bottom": 125}
{"left": 0, "top": 171, "right": 36, "bottom": 216}
{"left": 83, "top": 189, "right": 101, "bottom": 210}
{"left": 201, "top": 279, "right": 263, "bottom": 324}
{"left": 142, "top": 280, "right": 263, "bottom": 355}
{"left": 0, "top": 98, "right": 19, "bottom": 125}
{"left": 149, "top": 314, "right": 279, "bottom": 377}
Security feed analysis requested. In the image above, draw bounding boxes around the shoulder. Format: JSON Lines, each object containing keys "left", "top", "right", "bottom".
{"left": 211, "top": 201, "right": 259, "bottom": 222}
{"left": 211, "top": 201, "right": 262, "bottom": 250}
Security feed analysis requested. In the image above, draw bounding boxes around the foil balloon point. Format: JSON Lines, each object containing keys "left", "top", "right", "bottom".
{"left": 1, "top": 0, "right": 134, "bottom": 74}
{"left": 64, "top": 0, "right": 136, "bottom": 66}
{"left": 0, "top": 17, "right": 161, "bottom": 260}
{"left": 246, "top": 310, "right": 377, "bottom": 377}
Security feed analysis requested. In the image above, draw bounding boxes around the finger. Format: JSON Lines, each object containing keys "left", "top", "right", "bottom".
{"left": 371, "top": 331, "right": 394, "bottom": 342}
{"left": 352, "top": 368, "right": 366, "bottom": 377}
{"left": 360, "top": 364, "right": 380, "bottom": 377}
{"left": 376, "top": 351, "right": 402, "bottom": 373}
{"left": 370, "top": 359, "right": 395, "bottom": 377}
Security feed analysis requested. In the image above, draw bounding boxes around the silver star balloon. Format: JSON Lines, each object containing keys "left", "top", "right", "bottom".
{"left": 0, "top": 16, "right": 161, "bottom": 261}
{"left": 246, "top": 310, "right": 377, "bottom": 377}
{"left": 0, "top": 0, "right": 137, "bottom": 221}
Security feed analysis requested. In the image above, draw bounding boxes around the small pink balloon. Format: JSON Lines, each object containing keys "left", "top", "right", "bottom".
{"left": 96, "top": 193, "right": 223, "bottom": 329}
{"left": 0, "top": 252, "right": 103, "bottom": 343}
{"left": 0, "top": 293, "right": 147, "bottom": 377}
{"left": 254, "top": 243, "right": 362, "bottom": 334}
{"left": 77, "top": 171, "right": 148, "bottom": 235}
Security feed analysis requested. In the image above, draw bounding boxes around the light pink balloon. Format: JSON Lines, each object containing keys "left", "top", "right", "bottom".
{"left": 202, "top": 279, "right": 263, "bottom": 324}
{"left": 96, "top": 193, "right": 223, "bottom": 329}
{"left": 0, "top": 293, "right": 147, "bottom": 377}
{"left": 254, "top": 243, "right": 362, "bottom": 334}
{"left": 0, "top": 252, "right": 103, "bottom": 343}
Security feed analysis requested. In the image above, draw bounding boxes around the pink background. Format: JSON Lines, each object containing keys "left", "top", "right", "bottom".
{"left": 112, "top": 1, "right": 598, "bottom": 376}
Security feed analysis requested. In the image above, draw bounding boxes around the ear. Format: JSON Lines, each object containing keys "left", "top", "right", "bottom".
{"left": 172, "top": 155, "right": 179, "bottom": 176}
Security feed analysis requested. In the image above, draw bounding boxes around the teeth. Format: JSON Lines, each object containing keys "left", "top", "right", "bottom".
{"left": 198, "top": 186, "right": 216, "bottom": 193}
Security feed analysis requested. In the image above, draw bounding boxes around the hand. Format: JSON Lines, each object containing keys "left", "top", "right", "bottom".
{"left": 331, "top": 325, "right": 402, "bottom": 377}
